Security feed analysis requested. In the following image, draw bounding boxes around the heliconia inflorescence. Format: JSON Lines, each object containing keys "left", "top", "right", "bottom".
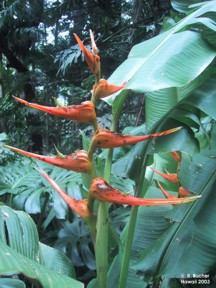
{"left": 151, "top": 152, "right": 194, "bottom": 197}
{"left": 8, "top": 30, "right": 200, "bottom": 224}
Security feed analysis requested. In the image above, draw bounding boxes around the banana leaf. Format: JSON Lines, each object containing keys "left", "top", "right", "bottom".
{"left": 105, "top": 1, "right": 216, "bottom": 105}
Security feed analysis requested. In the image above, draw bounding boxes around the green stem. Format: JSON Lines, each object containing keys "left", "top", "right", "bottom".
{"left": 95, "top": 201, "right": 109, "bottom": 288}
{"left": 95, "top": 92, "right": 128, "bottom": 288}
{"left": 95, "top": 148, "right": 113, "bottom": 288}
{"left": 86, "top": 214, "right": 97, "bottom": 247}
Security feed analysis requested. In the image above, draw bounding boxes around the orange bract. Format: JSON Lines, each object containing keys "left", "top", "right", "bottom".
{"left": 93, "top": 79, "right": 126, "bottom": 99}
{"left": 14, "top": 96, "right": 96, "bottom": 124}
{"left": 37, "top": 168, "right": 92, "bottom": 219}
{"left": 4, "top": 145, "right": 92, "bottom": 173}
{"left": 170, "top": 151, "right": 181, "bottom": 163}
{"left": 151, "top": 168, "right": 179, "bottom": 184}
{"left": 178, "top": 186, "right": 193, "bottom": 197}
{"left": 90, "top": 177, "right": 201, "bottom": 206}
{"left": 74, "top": 33, "right": 100, "bottom": 75}
{"left": 92, "top": 127, "right": 182, "bottom": 149}
{"left": 90, "top": 29, "right": 99, "bottom": 55}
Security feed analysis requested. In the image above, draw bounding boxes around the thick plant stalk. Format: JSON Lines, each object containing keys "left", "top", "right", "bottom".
{"left": 95, "top": 202, "right": 109, "bottom": 288}
{"left": 94, "top": 91, "right": 128, "bottom": 288}
{"left": 4, "top": 145, "right": 92, "bottom": 173}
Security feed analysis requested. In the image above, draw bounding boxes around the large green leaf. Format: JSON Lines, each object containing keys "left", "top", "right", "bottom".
{"left": 132, "top": 149, "right": 216, "bottom": 286}
{"left": 104, "top": 1, "right": 216, "bottom": 106}
{"left": 0, "top": 205, "right": 82, "bottom": 287}
{"left": 106, "top": 30, "right": 215, "bottom": 98}
{"left": 0, "top": 241, "right": 83, "bottom": 288}
{"left": 171, "top": 0, "right": 203, "bottom": 13}
{"left": 0, "top": 206, "right": 39, "bottom": 260}
{"left": 144, "top": 68, "right": 216, "bottom": 129}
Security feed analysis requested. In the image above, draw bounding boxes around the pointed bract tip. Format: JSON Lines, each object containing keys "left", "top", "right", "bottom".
{"left": 90, "top": 29, "right": 99, "bottom": 55}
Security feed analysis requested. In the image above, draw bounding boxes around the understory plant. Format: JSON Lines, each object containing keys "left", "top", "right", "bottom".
{"left": 1, "top": 1, "right": 216, "bottom": 288}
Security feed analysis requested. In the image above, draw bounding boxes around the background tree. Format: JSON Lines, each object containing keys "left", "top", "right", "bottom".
{"left": 1, "top": 0, "right": 170, "bottom": 154}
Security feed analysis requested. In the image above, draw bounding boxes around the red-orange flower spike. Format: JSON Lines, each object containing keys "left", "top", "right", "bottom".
{"left": 178, "top": 186, "right": 193, "bottom": 197}
{"left": 73, "top": 33, "right": 100, "bottom": 75}
{"left": 90, "top": 178, "right": 201, "bottom": 206}
{"left": 4, "top": 145, "right": 92, "bottom": 173}
{"left": 151, "top": 167, "right": 179, "bottom": 184}
{"left": 92, "top": 127, "right": 182, "bottom": 149}
{"left": 37, "top": 168, "right": 92, "bottom": 219}
{"left": 13, "top": 96, "right": 97, "bottom": 125}
{"left": 170, "top": 151, "right": 181, "bottom": 163}
{"left": 93, "top": 79, "right": 126, "bottom": 99}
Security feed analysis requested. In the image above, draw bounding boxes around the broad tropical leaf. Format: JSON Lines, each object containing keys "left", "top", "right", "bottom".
{"left": 0, "top": 241, "right": 83, "bottom": 288}
{"left": 104, "top": 1, "right": 216, "bottom": 106}
{"left": 0, "top": 205, "right": 83, "bottom": 287}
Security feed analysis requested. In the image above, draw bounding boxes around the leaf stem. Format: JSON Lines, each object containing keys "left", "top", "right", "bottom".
{"left": 118, "top": 152, "right": 149, "bottom": 288}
